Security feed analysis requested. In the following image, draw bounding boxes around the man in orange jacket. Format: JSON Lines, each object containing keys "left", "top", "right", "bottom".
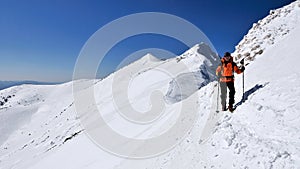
{"left": 216, "top": 52, "right": 245, "bottom": 112}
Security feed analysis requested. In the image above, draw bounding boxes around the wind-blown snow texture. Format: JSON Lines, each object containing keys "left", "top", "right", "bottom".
{"left": 1, "top": 1, "right": 300, "bottom": 168}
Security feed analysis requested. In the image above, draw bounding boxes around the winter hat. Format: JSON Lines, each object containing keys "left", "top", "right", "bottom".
{"left": 224, "top": 52, "right": 231, "bottom": 57}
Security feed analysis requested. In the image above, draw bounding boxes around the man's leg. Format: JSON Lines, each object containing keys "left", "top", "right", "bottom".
{"left": 220, "top": 81, "right": 227, "bottom": 111}
{"left": 227, "top": 81, "right": 235, "bottom": 108}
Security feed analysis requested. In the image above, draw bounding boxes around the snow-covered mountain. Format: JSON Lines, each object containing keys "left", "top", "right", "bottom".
{"left": 1, "top": 1, "right": 300, "bottom": 169}
{"left": 0, "top": 42, "right": 219, "bottom": 168}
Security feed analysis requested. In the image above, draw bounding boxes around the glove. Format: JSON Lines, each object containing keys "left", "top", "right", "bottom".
{"left": 240, "top": 59, "right": 244, "bottom": 65}
{"left": 241, "top": 66, "right": 245, "bottom": 72}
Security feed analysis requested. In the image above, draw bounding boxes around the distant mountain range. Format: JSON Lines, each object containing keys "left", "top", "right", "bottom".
{"left": 0, "top": 81, "right": 62, "bottom": 90}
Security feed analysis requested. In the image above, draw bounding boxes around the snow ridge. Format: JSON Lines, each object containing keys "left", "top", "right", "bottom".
{"left": 233, "top": 0, "right": 300, "bottom": 64}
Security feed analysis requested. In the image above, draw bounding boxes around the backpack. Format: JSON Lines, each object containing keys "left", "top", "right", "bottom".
{"left": 220, "top": 60, "right": 236, "bottom": 78}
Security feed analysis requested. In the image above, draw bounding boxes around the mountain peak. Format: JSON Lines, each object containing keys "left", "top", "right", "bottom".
{"left": 177, "top": 43, "right": 219, "bottom": 71}
{"left": 180, "top": 43, "right": 218, "bottom": 59}
{"left": 142, "top": 53, "right": 161, "bottom": 62}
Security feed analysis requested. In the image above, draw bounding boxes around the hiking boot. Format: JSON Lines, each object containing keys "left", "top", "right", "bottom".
{"left": 222, "top": 105, "right": 227, "bottom": 111}
{"left": 228, "top": 104, "right": 234, "bottom": 112}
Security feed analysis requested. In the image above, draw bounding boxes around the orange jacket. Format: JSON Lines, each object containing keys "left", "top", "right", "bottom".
{"left": 216, "top": 56, "right": 243, "bottom": 82}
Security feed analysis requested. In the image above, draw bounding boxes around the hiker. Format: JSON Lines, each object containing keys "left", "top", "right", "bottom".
{"left": 216, "top": 52, "right": 245, "bottom": 112}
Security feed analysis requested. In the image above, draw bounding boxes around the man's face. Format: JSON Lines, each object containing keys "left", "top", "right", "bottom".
{"left": 224, "top": 56, "right": 230, "bottom": 61}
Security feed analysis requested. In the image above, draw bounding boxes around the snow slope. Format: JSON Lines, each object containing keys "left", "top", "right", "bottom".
{"left": 1, "top": 1, "right": 300, "bottom": 169}
{"left": 0, "top": 82, "right": 82, "bottom": 169}
{"left": 198, "top": 26, "right": 300, "bottom": 169}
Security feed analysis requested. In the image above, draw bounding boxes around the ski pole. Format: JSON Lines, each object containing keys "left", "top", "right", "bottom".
{"left": 240, "top": 59, "right": 245, "bottom": 102}
{"left": 216, "top": 81, "right": 220, "bottom": 112}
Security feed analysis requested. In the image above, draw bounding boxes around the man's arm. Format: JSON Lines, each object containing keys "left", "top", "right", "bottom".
{"left": 233, "top": 62, "right": 244, "bottom": 74}
{"left": 216, "top": 65, "right": 221, "bottom": 76}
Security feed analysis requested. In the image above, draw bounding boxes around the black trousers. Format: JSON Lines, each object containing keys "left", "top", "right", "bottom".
{"left": 220, "top": 81, "right": 235, "bottom": 107}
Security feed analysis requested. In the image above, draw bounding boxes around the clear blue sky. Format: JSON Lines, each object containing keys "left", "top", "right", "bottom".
{"left": 0, "top": 0, "right": 294, "bottom": 82}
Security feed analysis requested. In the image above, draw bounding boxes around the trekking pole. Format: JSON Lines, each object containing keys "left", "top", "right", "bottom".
{"left": 240, "top": 58, "right": 245, "bottom": 102}
{"left": 216, "top": 81, "right": 220, "bottom": 113}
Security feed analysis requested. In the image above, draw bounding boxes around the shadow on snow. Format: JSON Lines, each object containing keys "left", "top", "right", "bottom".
{"left": 234, "top": 82, "right": 269, "bottom": 109}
